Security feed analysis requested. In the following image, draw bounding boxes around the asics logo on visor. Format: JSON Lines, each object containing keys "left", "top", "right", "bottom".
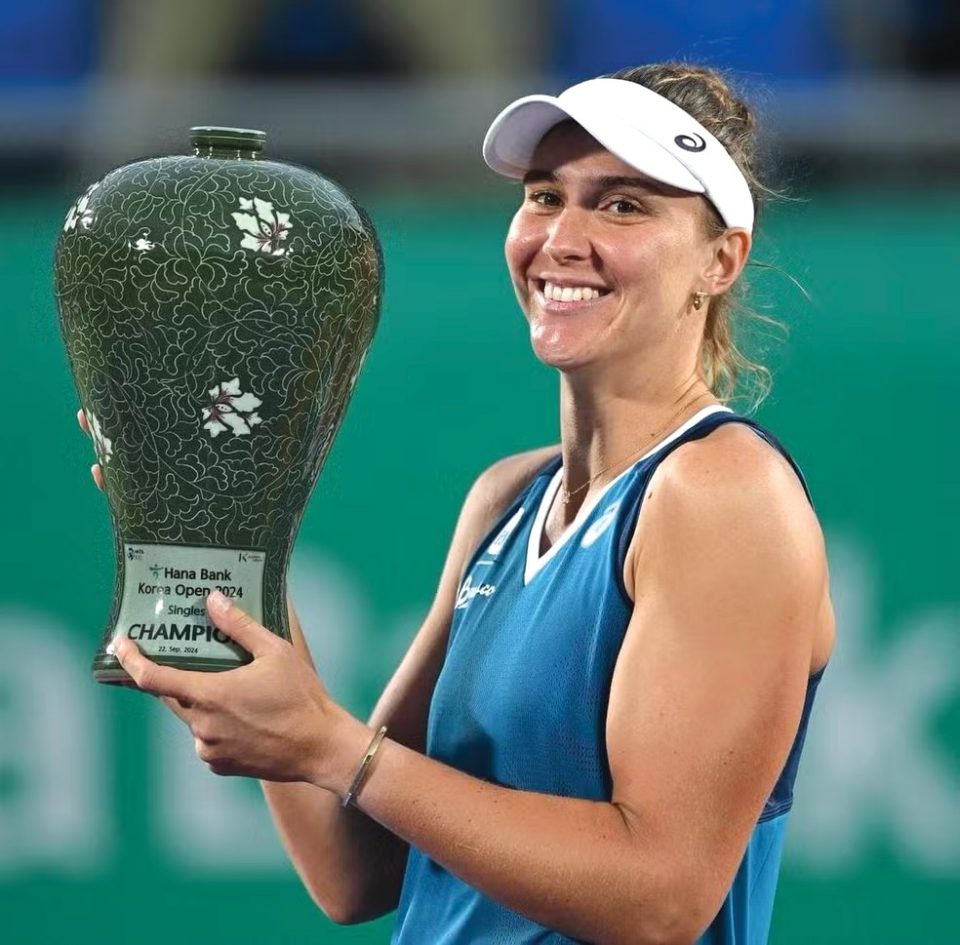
{"left": 675, "top": 133, "right": 707, "bottom": 153}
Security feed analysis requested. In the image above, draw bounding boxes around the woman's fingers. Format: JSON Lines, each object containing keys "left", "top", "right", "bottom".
{"left": 112, "top": 636, "right": 207, "bottom": 703}
{"left": 78, "top": 407, "right": 104, "bottom": 491}
{"left": 159, "top": 694, "right": 195, "bottom": 725}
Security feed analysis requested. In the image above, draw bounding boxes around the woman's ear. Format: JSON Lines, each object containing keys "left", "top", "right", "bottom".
{"left": 704, "top": 228, "right": 751, "bottom": 295}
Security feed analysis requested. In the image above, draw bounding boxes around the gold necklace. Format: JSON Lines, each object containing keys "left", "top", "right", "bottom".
{"left": 559, "top": 388, "right": 715, "bottom": 507}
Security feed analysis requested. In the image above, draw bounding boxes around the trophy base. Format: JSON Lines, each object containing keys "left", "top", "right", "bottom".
{"left": 94, "top": 539, "right": 271, "bottom": 687}
{"left": 93, "top": 653, "right": 252, "bottom": 686}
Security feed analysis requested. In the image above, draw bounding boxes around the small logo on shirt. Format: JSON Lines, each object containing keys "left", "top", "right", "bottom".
{"left": 487, "top": 506, "right": 525, "bottom": 556}
{"left": 455, "top": 575, "right": 497, "bottom": 610}
{"left": 581, "top": 501, "right": 621, "bottom": 548}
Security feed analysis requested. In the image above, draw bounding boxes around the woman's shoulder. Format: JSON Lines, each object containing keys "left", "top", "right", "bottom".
{"left": 640, "top": 419, "right": 821, "bottom": 554}
{"left": 465, "top": 444, "right": 561, "bottom": 523}
{"left": 659, "top": 419, "right": 808, "bottom": 507}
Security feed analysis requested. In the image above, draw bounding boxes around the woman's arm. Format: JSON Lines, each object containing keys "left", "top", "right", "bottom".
{"left": 258, "top": 596, "right": 414, "bottom": 923}
{"left": 259, "top": 446, "right": 561, "bottom": 923}
{"left": 310, "top": 426, "right": 828, "bottom": 944}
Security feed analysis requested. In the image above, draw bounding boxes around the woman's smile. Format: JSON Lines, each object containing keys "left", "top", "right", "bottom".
{"left": 531, "top": 277, "right": 612, "bottom": 314}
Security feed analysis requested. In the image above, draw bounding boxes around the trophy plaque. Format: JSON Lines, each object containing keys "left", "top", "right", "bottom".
{"left": 54, "top": 127, "right": 382, "bottom": 684}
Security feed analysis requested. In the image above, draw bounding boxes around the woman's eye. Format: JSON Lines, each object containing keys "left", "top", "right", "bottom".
{"left": 604, "top": 197, "right": 644, "bottom": 214}
{"left": 526, "top": 190, "right": 562, "bottom": 208}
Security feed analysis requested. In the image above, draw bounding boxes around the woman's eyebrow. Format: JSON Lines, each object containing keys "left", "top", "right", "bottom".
{"left": 596, "top": 175, "right": 665, "bottom": 193}
{"left": 520, "top": 170, "right": 666, "bottom": 193}
{"left": 521, "top": 169, "right": 557, "bottom": 185}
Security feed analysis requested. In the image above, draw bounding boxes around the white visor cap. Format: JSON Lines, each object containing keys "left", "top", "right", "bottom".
{"left": 482, "top": 77, "right": 754, "bottom": 233}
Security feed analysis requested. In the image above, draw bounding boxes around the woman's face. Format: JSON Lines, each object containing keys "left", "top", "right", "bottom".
{"left": 504, "top": 121, "right": 731, "bottom": 376}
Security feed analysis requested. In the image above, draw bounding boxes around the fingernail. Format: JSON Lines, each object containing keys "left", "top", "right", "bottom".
{"left": 108, "top": 635, "right": 123, "bottom": 657}
{"left": 208, "top": 590, "right": 229, "bottom": 613}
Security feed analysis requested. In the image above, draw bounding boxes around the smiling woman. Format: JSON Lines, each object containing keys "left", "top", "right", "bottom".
{"left": 490, "top": 63, "right": 775, "bottom": 411}
{"left": 102, "top": 61, "right": 835, "bottom": 945}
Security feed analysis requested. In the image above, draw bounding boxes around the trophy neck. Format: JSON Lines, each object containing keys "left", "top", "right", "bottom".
{"left": 190, "top": 126, "right": 265, "bottom": 160}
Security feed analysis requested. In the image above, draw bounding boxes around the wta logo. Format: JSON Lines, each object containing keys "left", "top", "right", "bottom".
{"left": 487, "top": 506, "right": 524, "bottom": 556}
{"left": 581, "top": 501, "right": 621, "bottom": 548}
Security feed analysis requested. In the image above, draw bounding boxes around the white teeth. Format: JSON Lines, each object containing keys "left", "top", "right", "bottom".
{"left": 543, "top": 281, "right": 602, "bottom": 302}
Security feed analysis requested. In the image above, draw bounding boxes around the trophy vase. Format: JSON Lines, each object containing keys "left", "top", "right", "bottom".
{"left": 54, "top": 127, "right": 382, "bottom": 685}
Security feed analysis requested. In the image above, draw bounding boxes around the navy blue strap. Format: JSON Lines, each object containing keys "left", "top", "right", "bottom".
{"left": 615, "top": 413, "right": 814, "bottom": 599}
{"left": 693, "top": 414, "right": 814, "bottom": 508}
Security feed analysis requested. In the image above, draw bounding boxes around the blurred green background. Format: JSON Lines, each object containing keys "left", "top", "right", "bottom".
{"left": 2, "top": 185, "right": 958, "bottom": 943}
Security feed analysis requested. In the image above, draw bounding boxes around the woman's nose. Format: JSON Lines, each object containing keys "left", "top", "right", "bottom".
{"left": 542, "top": 207, "right": 591, "bottom": 262}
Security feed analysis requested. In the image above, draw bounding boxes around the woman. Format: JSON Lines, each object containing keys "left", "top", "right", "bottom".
{"left": 82, "top": 63, "right": 835, "bottom": 945}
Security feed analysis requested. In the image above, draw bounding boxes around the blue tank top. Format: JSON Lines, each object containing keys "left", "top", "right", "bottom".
{"left": 392, "top": 405, "right": 826, "bottom": 945}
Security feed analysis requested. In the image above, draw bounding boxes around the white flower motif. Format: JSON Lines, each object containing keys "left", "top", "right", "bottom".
{"left": 85, "top": 409, "right": 113, "bottom": 464}
{"left": 231, "top": 196, "right": 292, "bottom": 256}
{"left": 64, "top": 183, "right": 99, "bottom": 233}
{"left": 201, "top": 377, "right": 263, "bottom": 438}
{"left": 131, "top": 233, "right": 156, "bottom": 251}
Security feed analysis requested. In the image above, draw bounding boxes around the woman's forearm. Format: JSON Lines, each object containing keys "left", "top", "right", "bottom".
{"left": 260, "top": 774, "right": 408, "bottom": 923}
{"left": 260, "top": 596, "right": 408, "bottom": 923}
{"left": 319, "top": 721, "right": 686, "bottom": 945}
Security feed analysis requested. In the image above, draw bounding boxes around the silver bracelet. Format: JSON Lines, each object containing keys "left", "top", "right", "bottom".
{"left": 342, "top": 725, "right": 388, "bottom": 808}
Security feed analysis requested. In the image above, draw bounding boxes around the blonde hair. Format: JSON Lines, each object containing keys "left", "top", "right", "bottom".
{"left": 609, "top": 62, "right": 787, "bottom": 413}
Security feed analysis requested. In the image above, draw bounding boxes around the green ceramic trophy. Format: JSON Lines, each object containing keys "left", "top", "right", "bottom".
{"left": 54, "top": 127, "right": 382, "bottom": 685}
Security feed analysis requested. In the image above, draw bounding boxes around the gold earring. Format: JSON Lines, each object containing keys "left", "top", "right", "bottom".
{"left": 692, "top": 291, "right": 708, "bottom": 311}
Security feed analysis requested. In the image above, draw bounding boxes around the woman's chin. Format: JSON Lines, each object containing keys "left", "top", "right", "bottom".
{"left": 530, "top": 339, "right": 598, "bottom": 373}
{"left": 528, "top": 315, "right": 612, "bottom": 373}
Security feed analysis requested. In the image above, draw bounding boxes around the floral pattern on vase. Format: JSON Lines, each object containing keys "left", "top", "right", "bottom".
{"left": 202, "top": 378, "right": 263, "bottom": 437}
{"left": 84, "top": 409, "right": 113, "bottom": 464}
{"left": 231, "top": 196, "right": 293, "bottom": 256}
{"left": 63, "top": 183, "right": 99, "bottom": 232}
{"left": 130, "top": 232, "right": 157, "bottom": 252}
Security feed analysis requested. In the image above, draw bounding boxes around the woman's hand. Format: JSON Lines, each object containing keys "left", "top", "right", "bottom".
{"left": 112, "top": 590, "right": 363, "bottom": 790}
{"left": 78, "top": 406, "right": 343, "bottom": 784}
{"left": 76, "top": 407, "right": 105, "bottom": 491}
